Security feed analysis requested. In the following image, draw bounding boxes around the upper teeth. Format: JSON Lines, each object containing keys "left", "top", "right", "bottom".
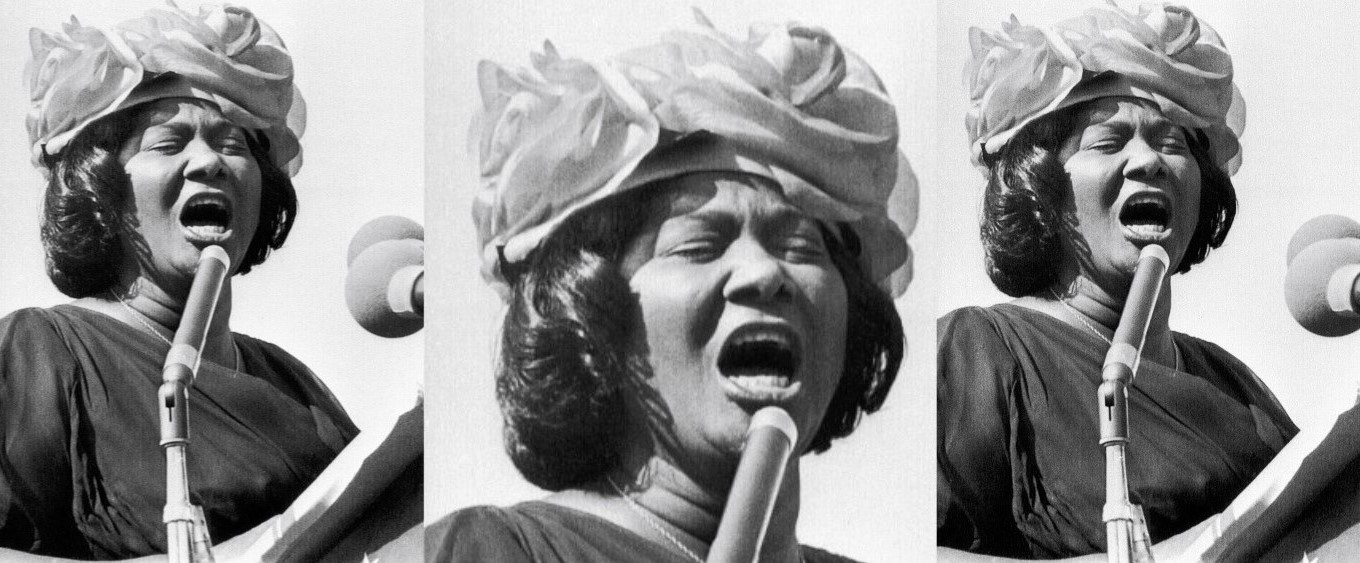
{"left": 189, "top": 194, "right": 229, "bottom": 209}
{"left": 730, "top": 329, "right": 790, "bottom": 348}
{"left": 1125, "top": 193, "right": 1166, "bottom": 208}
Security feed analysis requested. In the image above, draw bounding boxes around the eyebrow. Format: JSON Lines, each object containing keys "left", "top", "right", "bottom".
{"left": 140, "top": 114, "right": 245, "bottom": 137}
{"left": 668, "top": 203, "right": 812, "bottom": 232}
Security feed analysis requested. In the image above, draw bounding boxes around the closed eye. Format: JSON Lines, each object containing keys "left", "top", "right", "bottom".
{"left": 666, "top": 237, "right": 725, "bottom": 262}
{"left": 144, "top": 135, "right": 187, "bottom": 155}
{"left": 778, "top": 233, "right": 828, "bottom": 263}
{"left": 1157, "top": 132, "right": 1190, "bottom": 154}
{"left": 219, "top": 136, "right": 250, "bottom": 156}
{"left": 1083, "top": 137, "right": 1124, "bottom": 153}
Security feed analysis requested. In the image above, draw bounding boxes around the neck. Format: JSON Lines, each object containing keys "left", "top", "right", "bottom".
{"left": 1032, "top": 272, "right": 1178, "bottom": 369}
{"left": 85, "top": 275, "right": 236, "bottom": 366}
{"left": 552, "top": 453, "right": 803, "bottom": 562}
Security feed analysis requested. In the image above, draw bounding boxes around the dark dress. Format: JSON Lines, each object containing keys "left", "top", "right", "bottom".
{"left": 426, "top": 501, "right": 861, "bottom": 563}
{"left": 937, "top": 304, "right": 1297, "bottom": 558}
{"left": 0, "top": 305, "right": 358, "bottom": 559}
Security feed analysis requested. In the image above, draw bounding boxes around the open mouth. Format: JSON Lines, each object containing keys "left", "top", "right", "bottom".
{"left": 179, "top": 193, "right": 234, "bottom": 241}
{"left": 717, "top": 324, "right": 802, "bottom": 393}
{"left": 1118, "top": 192, "right": 1173, "bottom": 240}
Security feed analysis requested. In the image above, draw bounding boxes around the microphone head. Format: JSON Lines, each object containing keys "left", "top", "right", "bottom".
{"left": 1286, "top": 214, "right": 1360, "bottom": 265}
{"left": 347, "top": 216, "right": 424, "bottom": 266}
{"left": 1284, "top": 238, "right": 1360, "bottom": 337}
{"left": 1137, "top": 244, "right": 1169, "bottom": 268}
{"left": 346, "top": 239, "right": 424, "bottom": 338}
{"left": 199, "top": 245, "right": 230, "bottom": 269}
{"left": 748, "top": 406, "right": 797, "bottom": 445}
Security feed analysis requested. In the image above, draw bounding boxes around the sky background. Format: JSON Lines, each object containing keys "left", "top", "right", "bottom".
{"left": 0, "top": 1, "right": 425, "bottom": 434}
{"left": 425, "top": 1, "right": 934, "bottom": 561}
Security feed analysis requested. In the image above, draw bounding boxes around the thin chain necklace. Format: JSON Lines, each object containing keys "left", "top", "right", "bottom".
{"left": 1051, "top": 289, "right": 1112, "bottom": 345}
{"left": 112, "top": 289, "right": 174, "bottom": 346}
{"left": 1049, "top": 289, "right": 1181, "bottom": 373}
{"left": 110, "top": 290, "right": 240, "bottom": 374}
{"left": 605, "top": 475, "right": 806, "bottom": 563}
{"left": 606, "top": 476, "right": 704, "bottom": 563}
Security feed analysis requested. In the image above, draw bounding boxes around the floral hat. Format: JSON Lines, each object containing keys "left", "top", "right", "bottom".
{"left": 965, "top": 2, "right": 1244, "bottom": 175}
{"left": 26, "top": 3, "right": 305, "bottom": 176}
{"left": 473, "top": 12, "right": 917, "bottom": 297}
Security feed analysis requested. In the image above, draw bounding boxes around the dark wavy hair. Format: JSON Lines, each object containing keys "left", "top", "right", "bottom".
{"left": 979, "top": 100, "right": 1237, "bottom": 297}
{"left": 496, "top": 181, "right": 904, "bottom": 491}
{"left": 39, "top": 101, "right": 297, "bottom": 298}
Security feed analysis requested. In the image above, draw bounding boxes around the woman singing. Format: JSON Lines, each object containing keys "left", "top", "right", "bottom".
{"left": 0, "top": 4, "right": 357, "bottom": 559}
{"left": 936, "top": 3, "right": 1297, "bottom": 559}
{"left": 427, "top": 13, "right": 915, "bottom": 563}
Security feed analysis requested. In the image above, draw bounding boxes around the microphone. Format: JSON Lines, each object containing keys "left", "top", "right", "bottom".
{"left": 160, "top": 245, "right": 231, "bottom": 563}
{"left": 1286, "top": 214, "right": 1360, "bottom": 265}
{"left": 1103, "top": 244, "right": 1170, "bottom": 386}
{"left": 346, "top": 215, "right": 424, "bottom": 266}
{"left": 346, "top": 239, "right": 424, "bottom": 338}
{"left": 161, "top": 245, "right": 230, "bottom": 420}
{"left": 708, "top": 406, "right": 798, "bottom": 563}
{"left": 1100, "top": 244, "right": 1168, "bottom": 563}
{"left": 1284, "top": 238, "right": 1360, "bottom": 336}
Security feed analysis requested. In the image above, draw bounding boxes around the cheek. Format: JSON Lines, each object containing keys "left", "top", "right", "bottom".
{"left": 234, "top": 158, "right": 264, "bottom": 198}
{"left": 234, "top": 160, "right": 265, "bottom": 230}
{"left": 631, "top": 267, "right": 716, "bottom": 360}
{"left": 801, "top": 266, "right": 849, "bottom": 366}
{"left": 1172, "top": 159, "right": 1202, "bottom": 226}
{"left": 811, "top": 270, "right": 847, "bottom": 331}
{"left": 124, "top": 162, "right": 174, "bottom": 212}
{"left": 1066, "top": 167, "right": 1116, "bottom": 216}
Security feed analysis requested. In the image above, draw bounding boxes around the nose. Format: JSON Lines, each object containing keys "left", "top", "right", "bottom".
{"left": 1122, "top": 138, "right": 1167, "bottom": 182}
{"left": 182, "top": 140, "right": 226, "bottom": 182}
{"left": 722, "top": 242, "right": 793, "bottom": 304}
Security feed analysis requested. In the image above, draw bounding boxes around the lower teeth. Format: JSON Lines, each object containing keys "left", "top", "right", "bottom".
{"left": 730, "top": 375, "right": 790, "bottom": 388}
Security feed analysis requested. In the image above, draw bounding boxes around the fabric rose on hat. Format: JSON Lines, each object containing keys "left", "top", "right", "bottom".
{"left": 26, "top": 20, "right": 142, "bottom": 164}
{"left": 964, "top": 17, "right": 1081, "bottom": 166}
{"left": 473, "top": 44, "right": 660, "bottom": 285}
{"left": 473, "top": 13, "right": 915, "bottom": 297}
{"left": 26, "top": 3, "right": 305, "bottom": 175}
{"left": 965, "top": 2, "right": 1244, "bottom": 175}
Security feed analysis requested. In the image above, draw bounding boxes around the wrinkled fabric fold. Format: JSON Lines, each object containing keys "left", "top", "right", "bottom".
{"left": 0, "top": 306, "right": 356, "bottom": 559}
{"left": 937, "top": 304, "right": 1296, "bottom": 558}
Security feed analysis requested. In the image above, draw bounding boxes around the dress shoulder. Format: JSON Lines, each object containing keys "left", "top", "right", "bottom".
{"left": 426, "top": 503, "right": 865, "bottom": 563}
{"left": 425, "top": 505, "right": 536, "bottom": 563}
{"left": 232, "top": 331, "right": 358, "bottom": 438}
{"left": 1173, "top": 331, "right": 1298, "bottom": 439}
{"left": 0, "top": 306, "right": 81, "bottom": 422}
{"left": 937, "top": 304, "right": 1023, "bottom": 390}
{"left": 0, "top": 307, "right": 77, "bottom": 364}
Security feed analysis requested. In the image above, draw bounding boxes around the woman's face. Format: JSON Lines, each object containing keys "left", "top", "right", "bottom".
{"left": 1060, "top": 97, "right": 1201, "bottom": 289}
{"left": 118, "top": 99, "right": 262, "bottom": 286}
{"left": 621, "top": 173, "right": 848, "bottom": 472}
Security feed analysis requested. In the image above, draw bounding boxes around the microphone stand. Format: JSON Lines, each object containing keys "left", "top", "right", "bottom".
{"left": 1100, "top": 245, "right": 1167, "bottom": 563}
{"left": 161, "top": 246, "right": 230, "bottom": 563}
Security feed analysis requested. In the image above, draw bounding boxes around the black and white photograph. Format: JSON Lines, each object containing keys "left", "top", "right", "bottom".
{"left": 933, "top": 1, "right": 1360, "bottom": 560}
{"left": 425, "top": 1, "right": 931, "bottom": 561}
{"left": 6, "top": 0, "right": 1360, "bottom": 561}
{"left": 0, "top": 1, "right": 423, "bottom": 560}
